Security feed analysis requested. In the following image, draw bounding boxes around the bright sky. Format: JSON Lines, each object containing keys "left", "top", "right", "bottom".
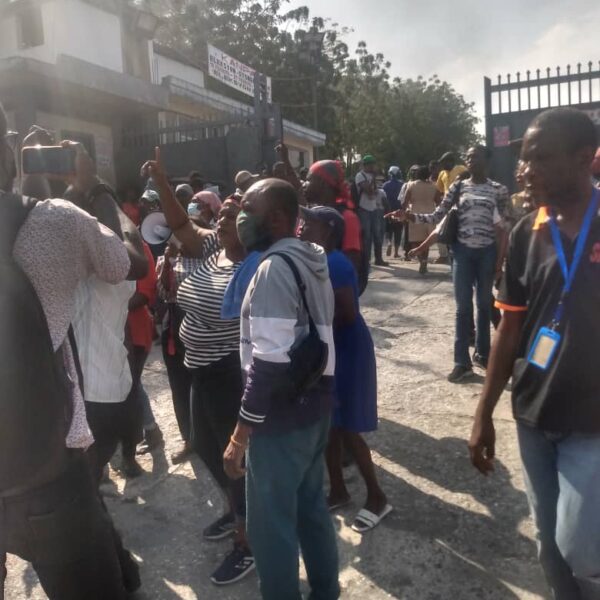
{"left": 291, "top": 0, "right": 600, "bottom": 132}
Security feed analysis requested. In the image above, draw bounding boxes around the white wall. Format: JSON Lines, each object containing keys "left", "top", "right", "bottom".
{"left": 0, "top": 0, "right": 124, "bottom": 73}
{"left": 0, "top": 0, "right": 59, "bottom": 63}
{"left": 55, "top": 0, "right": 123, "bottom": 72}
{"left": 154, "top": 53, "right": 205, "bottom": 88}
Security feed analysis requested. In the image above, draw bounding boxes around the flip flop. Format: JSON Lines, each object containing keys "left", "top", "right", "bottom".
{"left": 351, "top": 504, "right": 393, "bottom": 533}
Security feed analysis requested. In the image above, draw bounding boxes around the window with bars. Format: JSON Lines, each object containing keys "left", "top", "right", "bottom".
{"left": 17, "top": 5, "right": 44, "bottom": 49}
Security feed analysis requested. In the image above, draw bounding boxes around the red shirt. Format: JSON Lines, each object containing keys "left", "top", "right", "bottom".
{"left": 342, "top": 207, "right": 362, "bottom": 252}
{"left": 122, "top": 202, "right": 141, "bottom": 227}
{"left": 127, "top": 243, "right": 157, "bottom": 351}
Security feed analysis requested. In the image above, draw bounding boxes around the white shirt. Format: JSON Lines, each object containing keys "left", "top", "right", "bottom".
{"left": 73, "top": 277, "right": 135, "bottom": 404}
{"left": 355, "top": 170, "right": 378, "bottom": 211}
{"left": 14, "top": 198, "right": 130, "bottom": 446}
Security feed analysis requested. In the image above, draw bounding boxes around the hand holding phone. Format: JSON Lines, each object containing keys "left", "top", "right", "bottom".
{"left": 22, "top": 146, "right": 76, "bottom": 176}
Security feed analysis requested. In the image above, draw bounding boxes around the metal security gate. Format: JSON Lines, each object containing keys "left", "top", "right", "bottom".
{"left": 484, "top": 61, "right": 600, "bottom": 191}
{"left": 115, "top": 99, "right": 283, "bottom": 193}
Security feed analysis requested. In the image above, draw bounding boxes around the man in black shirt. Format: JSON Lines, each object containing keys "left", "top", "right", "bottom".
{"left": 469, "top": 108, "right": 600, "bottom": 599}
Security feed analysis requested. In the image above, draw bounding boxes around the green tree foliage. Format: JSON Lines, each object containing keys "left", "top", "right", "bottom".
{"left": 143, "top": 0, "right": 479, "bottom": 170}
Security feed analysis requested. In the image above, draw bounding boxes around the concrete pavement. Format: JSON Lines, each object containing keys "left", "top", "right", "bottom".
{"left": 5, "top": 257, "right": 549, "bottom": 599}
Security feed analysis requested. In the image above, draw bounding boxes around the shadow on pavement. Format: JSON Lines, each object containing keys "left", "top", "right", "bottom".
{"left": 332, "top": 419, "right": 548, "bottom": 598}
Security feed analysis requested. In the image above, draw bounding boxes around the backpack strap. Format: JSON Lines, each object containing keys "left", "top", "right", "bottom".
{"left": 264, "top": 252, "right": 318, "bottom": 334}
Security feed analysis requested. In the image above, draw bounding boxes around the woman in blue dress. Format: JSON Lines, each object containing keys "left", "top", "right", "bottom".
{"left": 300, "top": 205, "right": 392, "bottom": 533}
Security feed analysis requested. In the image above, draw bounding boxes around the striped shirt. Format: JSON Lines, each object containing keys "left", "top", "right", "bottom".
{"left": 156, "top": 254, "right": 203, "bottom": 303}
{"left": 177, "top": 233, "right": 242, "bottom": 368}
{"left": 415, "top": 178, "right": 508, "bottom": 248}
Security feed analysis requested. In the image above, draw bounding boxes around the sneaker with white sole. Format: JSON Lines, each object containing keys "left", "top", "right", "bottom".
{"left": 210, "top": 546, "right": 255, "bottom": 586}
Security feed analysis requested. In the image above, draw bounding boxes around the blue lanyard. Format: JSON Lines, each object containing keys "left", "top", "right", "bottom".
{"left": 548, "top": 189, "right": 599, "bottom": 326}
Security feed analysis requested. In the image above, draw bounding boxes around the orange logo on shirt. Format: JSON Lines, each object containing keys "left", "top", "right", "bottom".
{"left": 590, "top": 243, "right": 600, "bottom": 263}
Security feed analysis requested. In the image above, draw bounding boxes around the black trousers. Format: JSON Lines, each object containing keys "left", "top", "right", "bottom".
{"left": 121, "top": 345, "right": 147, "bottom": 459}
{"left": 85, "top": 401, "right": 130, "bottom": 484}
{"left": 190, "top": 352, "right": 246, "bottom": 518}
{"left": 84, "top": 404, "right": 142, "bottom": 594}
{"left": 0, "top": 455, "right": 126, "bottom": 600}
{"left": 386, "top": 221, "right": 403, "bottom": 249}
{"left": 162, "top": 330, "right": 192, "bottom": 442}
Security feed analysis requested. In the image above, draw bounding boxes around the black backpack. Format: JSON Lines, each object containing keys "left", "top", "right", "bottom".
{"left": 0, "top": 194, "right": 71, "bottom": 495}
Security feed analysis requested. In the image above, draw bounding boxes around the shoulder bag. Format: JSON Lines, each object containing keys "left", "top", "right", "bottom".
{"left": 265, "top": 252, "right": 329, "bottom": 398}
{"left": 437, "top": 182, "right": 463, "bottom": 246}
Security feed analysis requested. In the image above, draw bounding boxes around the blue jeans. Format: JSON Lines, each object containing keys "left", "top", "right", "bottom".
{"left": 452, "top": 241, "right": 496, "bottom": 367}
{"left": 358, "top": 208, "right": 384, "bottom": 263}
{"left": 518, "top": 423, "right": 600, "bottom": 599}
{"left": 246, "top": 416, "right": 340, "bottom": 600}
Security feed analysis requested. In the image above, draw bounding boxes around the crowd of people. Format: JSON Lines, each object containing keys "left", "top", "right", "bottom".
{"left": 1, "top": 99, "right": 600, "bottom": 600}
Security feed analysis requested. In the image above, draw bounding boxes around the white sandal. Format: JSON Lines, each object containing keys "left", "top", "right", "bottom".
{"left": 351, "top": 504, "right": 393, "bottom": 533}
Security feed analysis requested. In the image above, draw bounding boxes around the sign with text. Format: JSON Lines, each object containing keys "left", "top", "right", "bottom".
{"left": 493, "top": 125, "right": 511, "bottom": 148}
{"left": 207, "top": 44, "right": 272, "bottom": 102}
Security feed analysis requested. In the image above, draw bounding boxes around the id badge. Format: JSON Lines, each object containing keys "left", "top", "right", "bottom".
{"left": 527, "top": 327, "right": 561, "bottom": 370}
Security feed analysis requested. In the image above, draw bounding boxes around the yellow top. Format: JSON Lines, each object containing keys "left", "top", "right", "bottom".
{"left": 436, "top": 165, "right": 468, "bottom": 194}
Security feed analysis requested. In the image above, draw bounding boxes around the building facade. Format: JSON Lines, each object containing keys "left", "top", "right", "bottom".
{"left": 0, "top": 0, "right": 325, "bottom": 189}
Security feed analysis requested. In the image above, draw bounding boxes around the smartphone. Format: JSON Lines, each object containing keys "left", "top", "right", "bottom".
{"left": 22, "top": 146, "right": 76, "bottom": 176}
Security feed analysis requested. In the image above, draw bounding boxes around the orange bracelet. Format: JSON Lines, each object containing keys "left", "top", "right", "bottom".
{"left": 230, "top": 435, "right": 247, "bottom": 449}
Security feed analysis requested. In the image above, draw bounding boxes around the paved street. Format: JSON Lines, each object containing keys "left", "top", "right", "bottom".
{"left": 6, "top": 258, "right": 549, "bottom": 600}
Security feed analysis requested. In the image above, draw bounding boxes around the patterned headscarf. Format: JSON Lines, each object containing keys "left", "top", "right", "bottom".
{"left": 309, "top": 160, "right": 351, "bottom": 204}
{"left": 193, "top": 190, "right": 222, "bottom": 219}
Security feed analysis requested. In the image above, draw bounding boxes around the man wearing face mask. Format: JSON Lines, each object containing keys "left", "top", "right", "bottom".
{"left": 0, "top": 104, "right": 131, "bottom": 598}
{"left": 223, "top": 178, "right": 340, "bottom": 600}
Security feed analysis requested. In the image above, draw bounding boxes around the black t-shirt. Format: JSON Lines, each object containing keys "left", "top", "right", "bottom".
{"left": 498, "top": 206, "right": 600, "bottom": 433}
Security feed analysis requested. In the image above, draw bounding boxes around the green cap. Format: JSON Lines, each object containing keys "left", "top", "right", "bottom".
{"left": 362, "top": 154, "right": 376, "bottom": 165}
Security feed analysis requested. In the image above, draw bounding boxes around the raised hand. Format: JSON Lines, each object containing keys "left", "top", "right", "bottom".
{"left": 141, "top": 146, "right": 168, "bottom": 188}
{"left": 59, "top": 140, "right": 95, "bottom": 191}
{"left": 275, "top": 142, "right": 289, "bottom": 162}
